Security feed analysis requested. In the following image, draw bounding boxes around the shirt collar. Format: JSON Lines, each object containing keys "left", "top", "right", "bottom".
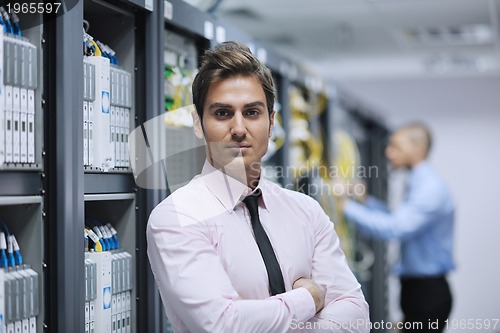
{"left": 246, "top": 185, "right": 270, "bottom": 212}
{"left": 200, "top": 160, "right": 270, "bottom": 213}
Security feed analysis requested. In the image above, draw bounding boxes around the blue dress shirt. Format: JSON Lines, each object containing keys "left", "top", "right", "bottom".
{"left": 344, "top": 161, "right": 455, "bottom": 277}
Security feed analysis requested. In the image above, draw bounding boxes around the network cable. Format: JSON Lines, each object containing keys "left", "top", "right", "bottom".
{"left": 0, "top": 222, "right": 16, "bottom": 267}
{"left": 84, "top": 229, "right": 89, "bottom": 252}
{"left": 96, "top": 40, "right": 111, "bottom": 61}
{"left": 12, "top": 234, "right": 22, "bottom": 265}
{"left": 10, "top": 12, "right": 21, "bottom": 36}
{"left": 102, "top": 224, "right": 116, "bottom": 250}
{"left": 96, "top": 41, "right": 118, "bottom": 65}
{"left": 83, "top": 28, "right": 95, "bottom": 56}
{"left": 83, "top": 28, "right": 102, "bottom": 56}
{"left": 98, "top": 221, "right": 114, "bottom": 250}
{"left": 85, "top": 218, "right": 107, "bottom": 251}
{"left": 90, "top": 219, "right": 119, "bottom": 250}
{"left": 90, "top": 39, "right": 102, "bottom": 56}
{"left": 0, "top": 231, "right": 8, "bottom": 268}
{"left": 101, "top": 221, "right": 118, "bottom": 250}
{"left": 86, "top": 218, "right": 118, "bottom": 251}
{"left": 0, "top": 6, "right": 14, "bottom": 34}
{"left": 0, "top": 221, "right": 24, "bottom": 265}
{"left": 106, "top": 223, "right": 120, "bottom": 249}
{"left": 85, "top": 227, "right": 103, "bottom": 252}
{"left": 89, "top": 219, "right": 109, "bottom": 251}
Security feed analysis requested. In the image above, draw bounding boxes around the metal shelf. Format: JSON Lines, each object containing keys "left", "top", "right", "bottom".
{"left": 84, "top": 172, "right": 136, "bottom": 194}
{"left": 0, "top": 164, "right": 43, "bottom": 171}
{"left": 165, "top": 0, "right": 211, "bottom": 38}
{"left": 84, "top": 193, "right": 135, "bottom": 201}
{"left": 0, "top": 195, "right": 43, "bottom": 206}
{"left": 0, "top": 171, "right": 42, "bottom": 196}
{"left": 0, "top": 200, "right": 45, "bottom": 333}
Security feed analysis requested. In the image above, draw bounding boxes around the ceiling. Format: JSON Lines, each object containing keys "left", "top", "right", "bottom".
{"left": 187, "top": 0, "right": 500, "bottom": 122}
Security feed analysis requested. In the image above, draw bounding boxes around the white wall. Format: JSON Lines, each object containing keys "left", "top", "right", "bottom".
{"left": 390, "top": 112, "right": 500, "bottom": 332}
{"left": 430, "top": 114, "right": 500, "bottom": 332}
{"left": 337, "top": 76, "right": 500, "bottom": 331}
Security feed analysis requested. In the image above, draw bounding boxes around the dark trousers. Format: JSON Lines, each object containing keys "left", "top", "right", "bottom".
{"left": 400, "top": 276, "right": 452, "bottom": 333}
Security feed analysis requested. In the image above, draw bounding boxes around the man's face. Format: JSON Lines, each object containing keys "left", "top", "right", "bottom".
{"left": 385, "top": 131, "right": 414, "bottom": 169}
{"left": 198, "top": 75, "right": 274, "bottom": 175}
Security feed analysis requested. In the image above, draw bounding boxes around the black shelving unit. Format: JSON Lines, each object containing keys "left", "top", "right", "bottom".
{"left": 353, "top": 111, "right": 390, "bottom": 332}
{"left": 0, "top": 7, "right": 46, "bottom": 333}
{"left": 42, "top": 0, "right": 153, "bottom": 331}
{"left": 337, "top": 102, "right": 390, "bottom": 333}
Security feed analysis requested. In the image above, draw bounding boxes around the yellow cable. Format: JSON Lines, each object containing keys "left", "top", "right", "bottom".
{"left": 272, "top": 112, "right": 286, "bottom": 151}
{"left": 90, "top": 39, "right": 102, "bottom": 56}
{"left": 95, "top": 240, "right": 103, "bottom": 252}
{"left": 85, "top": 227, "right": 103, "bottom": 252}
{"left": 330, "top": 131, "right": 362, "bottom": 266}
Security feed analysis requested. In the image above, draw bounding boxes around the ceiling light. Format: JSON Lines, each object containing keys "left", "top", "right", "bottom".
{"left": 399, "top": 24, "right": 493, "bottom": 47}
{"left": 422, "top": 53, "right": 494, "bottom": 74}
{"left": 181, "top": 0, "right": 221, "bottom": 12}
{"left": 368, "top": 0, "right": 440, "bottom": 2}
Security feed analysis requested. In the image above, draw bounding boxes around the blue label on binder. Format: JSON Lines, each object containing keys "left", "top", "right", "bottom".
{"left": 103, "top": 286, "right": 112, "bottom": 309}
{"left": 102, "top": 91, "right": 110, "bottom": 114}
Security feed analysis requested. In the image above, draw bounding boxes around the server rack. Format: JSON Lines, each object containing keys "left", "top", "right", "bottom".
{"left": 273, "top": 72, "right": 293, "bottom": 186}
{"left": 260, "top": 72, "right": 287, "bottom": 186}
{"left": 334, "top": 101, "right": 390, "bottom": 332}
{"left": 42, "top": 0, "right": 155, "bottom": 331}
{"left": 351, "top": 110, "right": 389, "bottom": 332}
{"left": 0, "top": 7, "right": 46, "bottom": 333}
{"left": 260, "top": 46, "right": 327, "bottom": 189}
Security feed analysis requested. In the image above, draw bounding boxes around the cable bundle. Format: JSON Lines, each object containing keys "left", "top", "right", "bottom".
{"left": 0, "top": 220, "right": 23, "bottom": 268}
{"left": 83, "top": 21, "right": 119, "bottom": 64}
{"left": 0, "top": 7, "right": 22, "bottom": 36}
{"left": 85, "top": 218, "right": 120, "bottom": 252}
{"left": 96, "top": 40, "right": 118, "bottom": 64}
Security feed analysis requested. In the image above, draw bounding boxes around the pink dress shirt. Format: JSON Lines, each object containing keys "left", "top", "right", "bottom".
{"left": 147, "top": 161, "right": 370, "bottom": 332}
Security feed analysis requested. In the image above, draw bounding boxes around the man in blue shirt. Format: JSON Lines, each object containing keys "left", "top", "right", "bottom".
{"left": 343, "top": 123, "right": 455, "bottom": 333}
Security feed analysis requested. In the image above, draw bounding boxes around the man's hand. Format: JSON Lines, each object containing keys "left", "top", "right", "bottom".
{"left": 293, "top": 278, "right": 325, "bottom": 313}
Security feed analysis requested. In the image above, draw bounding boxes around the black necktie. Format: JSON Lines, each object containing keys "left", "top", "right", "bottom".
{"left": 243, "top": 190, "right": 285, "bottom": 296}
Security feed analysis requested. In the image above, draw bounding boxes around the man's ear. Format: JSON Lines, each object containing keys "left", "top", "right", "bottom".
{"left": 269, "top": 111, "right": 275, "bottom": 138}
{"left": 415, "top": 143, "right": 427, "bottom": 160}
{"left": 192, "top": 109, "right": 204, "bottom": 139}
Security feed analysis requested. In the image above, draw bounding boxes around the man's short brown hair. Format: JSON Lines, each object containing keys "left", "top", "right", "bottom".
{"left": 192, "top": 41, "right": 275, "bottom": 122}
